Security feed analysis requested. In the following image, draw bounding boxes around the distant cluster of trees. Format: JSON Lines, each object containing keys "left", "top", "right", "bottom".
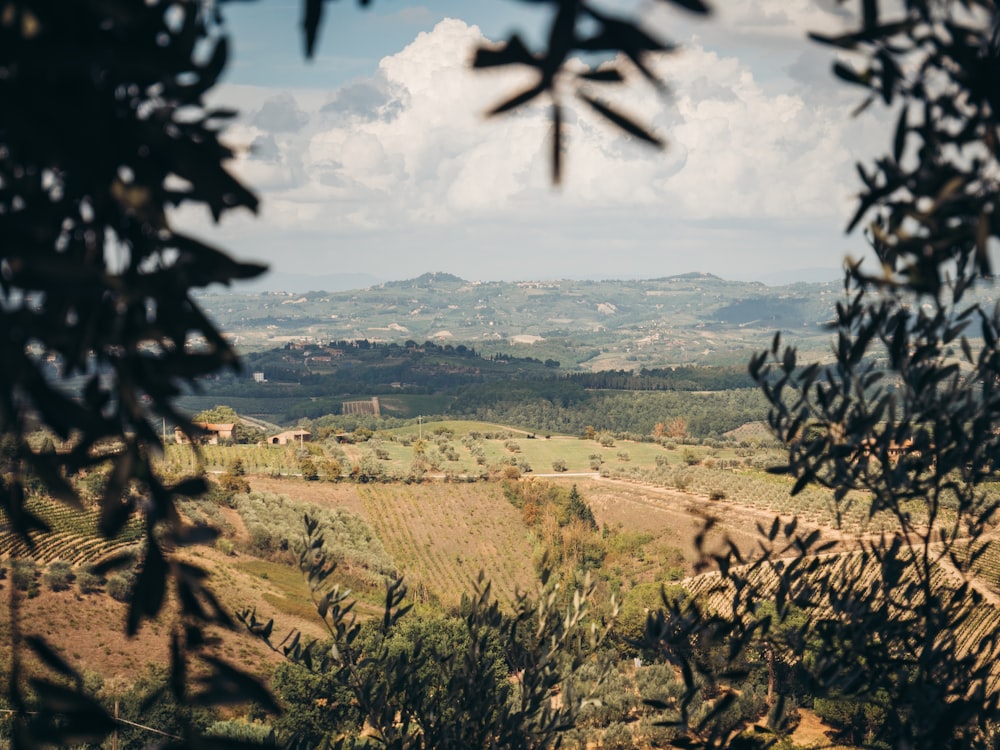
{"left": 448, "top": 384, "right": 767, "bottom": 438}
{"left": 213, "top": 344, "right": 764, "bottom": 429}
{"left": 567, "top": 366, "right": 753, "bottom": 391}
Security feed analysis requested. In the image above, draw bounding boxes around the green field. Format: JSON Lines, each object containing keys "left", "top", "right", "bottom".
{"left": 161, "top": 419, "right": 730, "bottom": 479}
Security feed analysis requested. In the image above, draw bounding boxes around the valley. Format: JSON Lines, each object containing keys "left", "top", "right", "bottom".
{"left": 6, "top": 273, "right": 1000, "bottom": 748}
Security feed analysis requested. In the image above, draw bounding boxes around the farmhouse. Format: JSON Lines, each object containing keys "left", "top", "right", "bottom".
{"left": 174, "top": 422, "right": 235, "bottom": 445}
{"left": 269, "top": 429, "right": 311, "bottom": 446}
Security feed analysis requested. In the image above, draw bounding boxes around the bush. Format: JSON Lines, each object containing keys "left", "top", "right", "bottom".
{"left": 322, "top": 458, "right": 342, "bottom": 481}
{"left": 249, "top": 525, "right": 274, "bottom": 556}
{"left": 552, "top": 459, "right": 568, "bottom": 472}
{"left": 216, "top": 538, "right": 235, "bottom": 556}
{"left": 219, "top": 472, "right": 251, "bottom": 494}
{"left": 300, "top": 457, "right": 319, "bottom": 481}
{"left": 672, "top": 469, "right": 692, "bottom": 491}
{"left": 77, "top": 565, "right": 104, "bottom": 594}
{"left": 107, "top": 570, "right": 137, "bottom": 603}
{"left": 502, "top": 465, "right": 522, "bottom": 480}
{"left": 11, "top": 559, "right": 37, "bottom": 592}
{"left": 44, "top": 560, "right": 75, "bottom": 592}
{"left": 205, "top": 719, "right": 275, "bottom": 743}
{"left": 602, "top": 723, "right": 635, "bottom": 750}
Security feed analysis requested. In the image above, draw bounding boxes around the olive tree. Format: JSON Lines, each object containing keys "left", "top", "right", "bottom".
{"left": 637, "top": 2, "right": 1000, "bottom": 748}
{"left": 0, "top": 1, "right": 701, "bottom": 745}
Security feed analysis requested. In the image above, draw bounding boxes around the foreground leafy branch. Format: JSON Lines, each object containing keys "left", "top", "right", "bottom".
{"left": 239, "top": 514, "right": 617, "bottom": 749}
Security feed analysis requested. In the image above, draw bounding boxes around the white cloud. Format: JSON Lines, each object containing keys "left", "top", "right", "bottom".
{"left": 178, "top": 12, "right": 892, "bottom": 281}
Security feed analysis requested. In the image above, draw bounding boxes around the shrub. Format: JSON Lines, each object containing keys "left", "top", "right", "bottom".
{"left": 249, "top": 525, "right": 274, "bottom": 556}
{"left": 219, "top": 472, "right": 251, "bottom": 494}
{"left": 502, "top": 465, "right": 522, "bottom": 480}
{"left": 107, "top": 570, "right": 137, "bottom": 603}
{"left": 602, "top": 723, "right": 635, "bottom": 750}
{"left": 11, "top": 559, "right": 37, "bottom": 592}
{"left": 205, "top": 719, "right": 275, "bottom": 743}
{"left": 322, "top": 458, "right": 342, "bottom": 482}
{"left": 77, "top": 565, "right": 104, "bottom": 594}
{"left": 552, "top": 459, "right": 568, "bottom": 472}
{"left": 672, "top": 470, "right": 692, "bottom": 491}
{"left": 300, "top": 457, "right": 319, "bottom": 481}
{"left": 216, "top": 538, "right": 235, "bottom": 556}
{"left": 44, "top": 560, "right": 75, "bottom": 592}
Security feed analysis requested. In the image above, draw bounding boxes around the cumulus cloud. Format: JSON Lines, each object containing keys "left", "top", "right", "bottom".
{"left": 251, "top": 91, "right": 309, "bottom": 132}
{"left": 179, "top": 11, "right": 892, "bottom": 281}
{"left": 320, "top": 73, "right": 406, "bottom": 122}
{"left": 231, "top": 17, "right": 868, "bottom": 220}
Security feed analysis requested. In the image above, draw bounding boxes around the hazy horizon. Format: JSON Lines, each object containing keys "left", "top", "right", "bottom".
{"left": 212, "top": 265, "right": 845, "bottom": 296}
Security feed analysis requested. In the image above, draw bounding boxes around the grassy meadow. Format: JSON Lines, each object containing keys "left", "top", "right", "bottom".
{"left": 160, "top": 418, "right": 748, "bottom": 479}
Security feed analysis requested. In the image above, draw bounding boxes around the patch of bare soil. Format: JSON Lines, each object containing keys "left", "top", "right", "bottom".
{"left": 791, "top": 708, "right": 839, "bottom": 748}
{"left": 572, "top": 478, "right": 765, "bottom": 569}
{"left": 0, "top": 545, "right": 328, "bottom": 687}
{"left": 1, "top": 583, "right": 279, "bottom": 686}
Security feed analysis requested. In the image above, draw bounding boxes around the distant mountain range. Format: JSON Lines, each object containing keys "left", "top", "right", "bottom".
{"left": 197, "top": 271, "right": 852, "bottom": 368}
{"left": 222, "top": 268, "right": 843, "bottom": 294}
{"left": 196, "top": 270, "right": 1000, "bottom": 369}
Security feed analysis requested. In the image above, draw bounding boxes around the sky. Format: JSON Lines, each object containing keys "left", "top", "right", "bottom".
{"left": 176, "top": 0, "right": 897, "bottom": 287}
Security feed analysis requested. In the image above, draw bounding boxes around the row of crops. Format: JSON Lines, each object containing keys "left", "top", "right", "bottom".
{"left": 162, "top": 443, "right": 306, "bottom": 475}
{"left": 680, "top": 546, "right": 1000, "bottom": 686}
{"left": 0, "top": 497, "right": 142, "bottom": 565}
{"left": 970, "top": 538, "right": 1000, "bottom": 591}
{"left": 606, "top": 462, "right": 934, "bottom": 536}
{"left": 357, "top": 484, "right": 537, "bottom": 607}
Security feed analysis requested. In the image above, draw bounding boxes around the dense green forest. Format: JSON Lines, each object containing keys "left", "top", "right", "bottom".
{"left": 186, "top": 342, "right": 768, "bottom": 436}
{"left": 445, "top": 383, "right": 767, "bottom": 437}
